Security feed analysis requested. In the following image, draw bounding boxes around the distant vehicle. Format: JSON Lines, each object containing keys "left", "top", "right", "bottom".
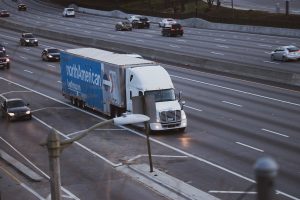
{"left": 0, "top": 10, "right": 10, "bottom": 17}
{"left": 0, "top": 44, "right": 6, "bottom": 54}
{"left": 63, "top": 8, "right": 75, "bottom": 17}
{"left": 18, "top": 4, "right": 27, "bottom": 11}
{"left": 20, "top": 33, "right": 38, "bottom": 46}
{"left": 0, "top": 51, "right": 10, "bottom": 69}
{"left": 161, "top": 23, "right": 183, "bottom": 37}
{"left": 271, "top": 45, "right": 300, "bottom": 62}
{"left": 41, "top": 48, "right": 60, "bottom": 61}
{"left": 1, "top": 98, "right": 31, "bottom": 121}
{"left": 60, "top": 48, "right": 187, "bottom": 132}
{"left": 128, "top": 15, "right": 150, "bottom": 29}
{"left": 115, "top": 21, "right": 132, "bottom": 31}
{"left": 158, "top": 18, "right": 177, "bottom": 27}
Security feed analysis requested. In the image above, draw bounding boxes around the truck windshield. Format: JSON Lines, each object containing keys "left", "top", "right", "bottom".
{"left": 144, "top": 89, "right": 175, "bottom": 102}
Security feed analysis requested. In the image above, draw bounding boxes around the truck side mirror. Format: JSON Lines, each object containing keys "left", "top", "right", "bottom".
{"left": 178, "top": 91, "right": 183, "bottom": 102}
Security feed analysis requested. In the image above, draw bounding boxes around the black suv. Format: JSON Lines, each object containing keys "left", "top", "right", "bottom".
{"left": 161, "top": 23, "right": 184, "bottom": 37}
{"left": 1, "top": 98, "right": 31, "bottom": 121}
{"left": 20, "top": 33, "right": 38, "bottom": 46}
{"left": 0, "top": 51, "right": 10, "bottom": 69}
{"left": 18, "top": 4, "right": 27, "bottom": 11}
{"left": 131, "top": 16, "right": 150, "bottom": 29}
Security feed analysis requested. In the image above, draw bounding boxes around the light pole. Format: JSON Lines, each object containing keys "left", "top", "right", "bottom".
{"left": 45, "top": 114, "right": 150, "bottom": 200}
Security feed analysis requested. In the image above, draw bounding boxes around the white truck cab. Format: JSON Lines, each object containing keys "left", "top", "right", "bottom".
{"left": 125, "top": 65, "right": 187, "bottom": 131}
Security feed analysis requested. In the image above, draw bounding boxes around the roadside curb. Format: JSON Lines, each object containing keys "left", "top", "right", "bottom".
{"left": 0, "top": 149, "right": 43, "bottom": 182}
{"left": 116, "top": 163, "right": 220, "bottom": 200}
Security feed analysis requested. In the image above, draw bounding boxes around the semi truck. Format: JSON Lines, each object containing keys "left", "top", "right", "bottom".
{"left": 60, "top": 48, "right": 187, "bottom": 131}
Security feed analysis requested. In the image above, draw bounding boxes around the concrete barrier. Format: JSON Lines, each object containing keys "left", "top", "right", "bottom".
{"left": 1, "top": 18, "right": 300, "bottom": 87}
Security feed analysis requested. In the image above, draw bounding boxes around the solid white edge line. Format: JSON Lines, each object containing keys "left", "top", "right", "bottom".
{"left": 24, "top": 70, "right": 33, "bottom": 74}
{"left": 20, "top": 183, "right": 46, "bottom": 200}
{"left": 236, "top": 142, "right": 264, "bottom": 152}
{"left": 262, "top": 128, "right": 289, "bottom": 138}
{"left": 184, "top": 105, "right": 202, "bottom": 112}
{"left": 209, "top": 190, "right": 256, "bottom": 194}
{"left": 0, "top": 77, "right": 298, "bottom": 200}
{"left": 170, "top": 75, "right": 300, "bottom": 107}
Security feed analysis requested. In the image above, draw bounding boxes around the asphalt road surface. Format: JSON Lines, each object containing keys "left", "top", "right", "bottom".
{"left": 0, "top": 25, "right": 300, "bottom": 200}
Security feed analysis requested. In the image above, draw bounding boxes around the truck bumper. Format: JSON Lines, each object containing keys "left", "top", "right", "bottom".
{"left": 150, "top": 119, "right": 187, "bottom": 131}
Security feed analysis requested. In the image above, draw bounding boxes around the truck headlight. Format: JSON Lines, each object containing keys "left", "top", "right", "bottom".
{"left": 8, "top": 113, "right": 15, "bottom": 116}
{"left": 26, "top": 111, "right": 31, "bottom": 114}
{"left": 25, "top": 39, "right": 29, "bottom": 42}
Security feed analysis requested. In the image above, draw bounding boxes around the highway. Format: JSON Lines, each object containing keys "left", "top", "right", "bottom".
{"left": 0, "top": 0, "right": 300, "bottom": 200}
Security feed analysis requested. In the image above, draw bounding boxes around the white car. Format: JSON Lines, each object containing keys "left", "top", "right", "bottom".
{"left": 62, "top": 8, "right": 75, "bottom": 17}
{"left": 271, "top": 45, "right": 300, "bottom": 62}
{"left": 158, "top": 18, "right": 177, "bottom": 27}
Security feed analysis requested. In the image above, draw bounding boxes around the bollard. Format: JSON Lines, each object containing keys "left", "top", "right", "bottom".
{"left": 254, "top": 157, "right": 278, "bottom": 200}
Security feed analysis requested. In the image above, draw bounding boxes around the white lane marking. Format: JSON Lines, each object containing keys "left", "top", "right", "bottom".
{"left": 32, "top": 107, "right": 72, "bottom": 112}
{"left": 169, "top": 45, "right": 179, "bottom": 48}
{"left": 24, "top": 48, "right": 30, "bottom": 51}
{"left": 264, "top": 60, "right": 279, "bottom": 64}
{"left": 94, "top": 27, "right": 101, "bottom": 30}
{"left": 184, "top": 105, "right": 202, "bottom": 112}
{"left": 76, "top": 24, "right": 81, "bottom": 27}
{"left": 1, "top": 77, "right": 298, "bottom": 200}
{"left": 222, "top": 101, "right": 242, "bottom": 107}
{"left": 170, "top": 75, "right": 300, "bottom": 107}
{"left": 65, "top": 27, "right": 71, "bottom": 30}
{"left": 108, "top": 34, "right": 115, "bottom": 38}
{"left": 20, "top": 56, "right": 27, "bottom": 59}
{"left": 264, "top": 51, "right": 271, "bottom": 54}
{"left": 236, "top": 142, "right": 264, "bottom": 152}
{"left": 260, "top": 38, "right": 265, "bottom": 41}
{"left": 136, "top": 39, "right": 144, "bottom": 42}
{"left": 143, "top": 34, "right": 152, "bottom": 37}
{"left": 214, "top": 38, "right": 226, "bottom": 42}
{"left": 209, "top": 191, "right": 256, "bottom": 194}
{"left": 259, "top": 44, "right": 272, "bottom": 47}
{"left": 262, "top": 128, "right": 289, "bottom": 138}
{"left": 127, "top": 154, "right": 188, "bottom": 162}
{"left": 0, "top": 165, "right": 46, "bottom": 200}
{"left": 57, "top": 80, "right": 62, "bottom": 83}
{"left": 84, "top": 30, "right": 91, "bottom": 33}
{"left": 20, "top": 183, "right": 46, "bottom": 200}
{"left": 0, "top": 137, "right": 80, "bottom": 200}
{"left": 211, "top": 52, "right": 224, "bottom": 56}
{"left": 217, "top": 45, "right": 229, "bottom": 48}
{"left": 24, "top": 70, "right": 33, "bottom": 74}
{"left": 176, "top": 39, "right": 186, "bottom": 42}
{"left": 33, "top": 116, "right": 122, "bottom": 167}
{"left": 47, "top": 64, "right": 56, "bottom": 68}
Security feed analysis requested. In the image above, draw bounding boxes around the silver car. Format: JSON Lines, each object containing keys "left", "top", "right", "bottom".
{"left": 271, "top": 45, "right": 300, "bottom": 62}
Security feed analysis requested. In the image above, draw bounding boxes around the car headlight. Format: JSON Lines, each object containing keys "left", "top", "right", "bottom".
{"left": 26, "top": 110, "right": 31, "bottom": 114}
{"left": 6, "top": 58, "right": 10, "bottom": 62}
{"left": 25, "top": 39, "right": 29, "bottom": 42}
{"left": 48, "top": 55, "right": 53, "bottom": 58}
{"left": 34, "top": 39, "right": 38, "bottom": 42}
{"left": 8, "top": 113, "right": 15, "bottom": 116}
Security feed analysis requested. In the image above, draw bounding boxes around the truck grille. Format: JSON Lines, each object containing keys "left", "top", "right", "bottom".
{"left": 159, "top": 110, "right": 181, "bottom": 128}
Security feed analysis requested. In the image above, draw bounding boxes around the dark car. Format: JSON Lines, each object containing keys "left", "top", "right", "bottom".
{"left": 1, "top": 98, "right": 31, "bottom": 121}
{"left": 0, "top": 44, "right": 6, "bottom": 54}
{"left": 128, "top": 15, "right": 150, "bottom": 29}
{"left": 18, "top": 4, "right": 27, "bottom": 11}
{"left": 41, "top": 48, "right": 60, "bottom": 61}
{"left": 0, "top": 10, "right": 10, "bottom": 17}
{"left": 20, "top": 33, "right": 38, "bottom": 46}
{"left": 115, "top": 21, "right": 132, "bottom": 31}
{"left": 0, "top": 51, "right": 10, "bottom": 69}
{"left": 161, "top": 23, "right": 183, "bottom": 37}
